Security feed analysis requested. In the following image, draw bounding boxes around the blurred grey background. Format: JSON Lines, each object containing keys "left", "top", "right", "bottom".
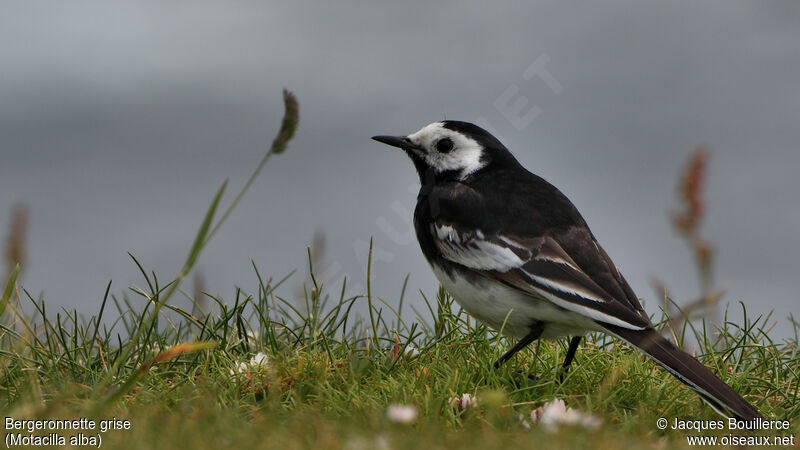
{"left": 1, "top": 1, "right": 798, "bottom": 338}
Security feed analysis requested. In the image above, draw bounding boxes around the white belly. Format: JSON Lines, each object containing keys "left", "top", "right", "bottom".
{"left": 430, "top": 264, "right": 599, "bottom": 338}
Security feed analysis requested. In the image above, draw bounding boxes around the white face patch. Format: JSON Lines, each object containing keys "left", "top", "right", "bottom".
{"left": 406, "top": 122, "right": 486, "bottom": 179}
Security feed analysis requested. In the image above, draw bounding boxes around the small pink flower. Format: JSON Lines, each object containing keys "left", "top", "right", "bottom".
{"left": 529, "top": 399, "right": 602, "bottom": 432}
{"left": 386, "top": 404, "right": 418, "bottom": 424}
{"left": 448, "top": 393, "right": 478, "bottom": 411}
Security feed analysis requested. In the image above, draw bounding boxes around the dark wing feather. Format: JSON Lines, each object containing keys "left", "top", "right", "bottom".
{"left": 491, "top": 237, "right": 651, "bottom": 330}
{"left": 550, "top": 226, "right": 650, "bottom": 323}
{"left": 419, "top": 180, "right": 651, "bottom": 330}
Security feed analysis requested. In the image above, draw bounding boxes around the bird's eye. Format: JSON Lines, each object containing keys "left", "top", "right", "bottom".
{"left": 436, "top": 138, "right": 454, "bottom": 153}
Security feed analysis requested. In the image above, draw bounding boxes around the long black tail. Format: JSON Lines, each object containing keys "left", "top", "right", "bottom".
{"left": 604, "top": 325, "right": 761, "bottom": 420}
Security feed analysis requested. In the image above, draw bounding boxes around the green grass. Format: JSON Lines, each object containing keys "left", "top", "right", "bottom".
{"left": 1, "top": 250, "right": 798, "bottom": 449}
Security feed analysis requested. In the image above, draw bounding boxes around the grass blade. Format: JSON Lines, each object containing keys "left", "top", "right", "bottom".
{"left": 0, "top": 264, "right": 19, "bottom": 319}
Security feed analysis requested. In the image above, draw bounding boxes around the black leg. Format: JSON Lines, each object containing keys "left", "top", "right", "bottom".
{"left": 557, "top": 336, "right": 582, "bottom": 382}
{"left": 562, "top": 336, "right": 582, "bottom": 369}
{"left": 493, "top": 322, "right": 544, "bottom": 369}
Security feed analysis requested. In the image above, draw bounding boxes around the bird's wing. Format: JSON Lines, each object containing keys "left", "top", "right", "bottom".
{"left": 430, "top": 219, "right": 651, "bottom": 331}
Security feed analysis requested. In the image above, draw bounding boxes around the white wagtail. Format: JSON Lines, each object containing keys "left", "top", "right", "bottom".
{"left": 372, "top": 120, "right": 761, "bottom": 420}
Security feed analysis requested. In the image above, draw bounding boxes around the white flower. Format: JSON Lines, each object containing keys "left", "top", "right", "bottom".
{"left": 250, "top": 352, "right": 269, "bottom": 366}
{"left": 229, "top": 362, "right": 247, "bottom": 375}
{"left": 448, "top": 393, "right": 478, "bottom": 411}
{"left": 529, "top": 399, "right": 602, "bottom": 432}
{"left": 404, "top": 344, "right": 420, "bottom": 358}
{"left": 229, "top": 352, "right": 270, "bottom": 375}
{"left": 518, "top": 413, "right": 532, "bottom": 431}
{"left": 385, "top": 342, "right": 421, "bottom": 360}
{"left": 386, "top": 404, "right": 418, "bottom": 424}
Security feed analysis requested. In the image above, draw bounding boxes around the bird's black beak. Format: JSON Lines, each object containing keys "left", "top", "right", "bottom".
{"left": 371, "top": 135, "right": 423, "bottom": 152}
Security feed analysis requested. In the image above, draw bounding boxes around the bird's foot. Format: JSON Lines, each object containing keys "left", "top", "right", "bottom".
{"left": 518, "top": 369, "right": 540, "bottom": 382}
{"left": 509, "top": 370, "right": 540, "bottom": 389}
{"left": 557, "top": 366, "right": 570, "bottom": 383}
